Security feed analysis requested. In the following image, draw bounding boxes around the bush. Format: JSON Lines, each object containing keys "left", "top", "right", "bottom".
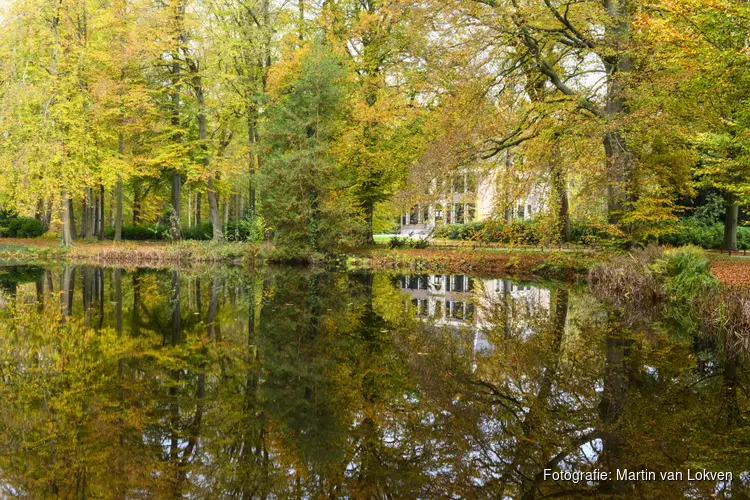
{"left": 412, "top": 238, "right": 429, "bottom": 249}
{"left": 660, "top": 219, "right": 750, "bottom": 250}
{"left": 570, "top": 219, "right": 625, "bottom": 247}
{"left": 226, "top": 216, "right": 265, "bottom": 242}
{"left": 389, "top": 236, "right": 407, "bottom": 249}
{"left": 181, "top": 222, "right": 212, "bottom": 241}
{"left": 0, "top": 211, "right": 45, "bottom": 238}
{"left": 651, "top": 245, "right": 720, "bottom": 303}
{"left": 387, "top": 235, "right": 429, "bottom": 249}
{"left": 434, "top": 221, "right": 485, "bottom": 240}
{"left": 13, "top": 218, "right": 44, "bottom": 238}
{"left": 104, "top": 223, "right": 168, "bottom": 241}
{"left": 433, "top": 219, "right": 543, "bottom": 245}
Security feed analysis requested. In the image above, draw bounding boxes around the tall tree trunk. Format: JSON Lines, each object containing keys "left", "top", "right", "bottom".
{"left": 190, "top": 66, "right": 223, "bottom": 242}
{"left": 364, "top": 202, "right": 375, "bottom": 245}
{"left": 195, "top": 192, "right": 201, "bottom": 225}
{"left": 98, "top": 184, "right": 105, "bottom": 240}
{"left": 68, "top": 198, "right": 76, "bottom": 239}
{"left": 551, "top": 163, "right": 570, "bottom": 243}
{"left": 36, "top": 198, "right": 44, "bottom": 224}
{"left": 82, "top": 191, "right": 89, "bottom": 237}
{"left": 171, "top": 172, "right": 182, "bottom": 239}
{"left": 169, "top": 0, "right": 185, "bottom": 241}
{"left": 504, "top": 152, "right": 514, "bottom": 224}
{"left": 61, "top": 191, "right": 74, "bottom": 246}
{"left": 85, "top": 188, "right": 95, "bottom": 239}
{"left": 723, "top": 194, "right": 738, "bottom": 251}
{"left": 188, "top": 189, "right": 193, "bottom": 227}
{"left": 247, "top": 110, "right": 259, "bottom": 217}
{"left": 43, "top": 199, "right": 53, "bottom": 232}
{"left": 601, "top": 0, "right": 634, "bottom": 227}
{"left": 36, "top": 199, "right": 50, "bottom": 231}
{"left": 223, "top": 196, "right": 229, "bottom": 230}
{"left": 132, "top": 184, "right": 140, "bottom": 224}
{"left": 208, "top": 178, "right": 223, "bottom": 241}
{"left": 603, "top": 130, "right": 633, "bottom": 225}
{"left": 115, "top": 172, "right": 123, "bottom": 241}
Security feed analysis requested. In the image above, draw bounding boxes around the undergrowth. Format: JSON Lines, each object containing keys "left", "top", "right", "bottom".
{"left": 590, "top": 245, "right": 750, "bottom": 352}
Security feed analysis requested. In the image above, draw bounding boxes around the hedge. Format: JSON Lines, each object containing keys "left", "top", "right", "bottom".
{"left": 0, "top": 212, "right": 45, "bottom": 238}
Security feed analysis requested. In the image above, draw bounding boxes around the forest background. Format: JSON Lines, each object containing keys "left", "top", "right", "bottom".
{"left": 0, "top": 0, "right": 748, "bottom": 260}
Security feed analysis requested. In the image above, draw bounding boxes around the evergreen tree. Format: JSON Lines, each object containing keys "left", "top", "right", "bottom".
{"left": 259, "top": 41, "right": 360, "bottom": 260}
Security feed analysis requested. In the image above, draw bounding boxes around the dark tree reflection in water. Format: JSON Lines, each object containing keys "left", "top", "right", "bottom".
{"left": 0, "top": 264, "right": 748, "bottom": 498}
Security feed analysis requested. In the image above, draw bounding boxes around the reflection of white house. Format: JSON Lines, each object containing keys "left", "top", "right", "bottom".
{"left": 396, "top": 274, "right": 551, "bottom": 351}
{"left": 397, "top": 157, "right": 547, "bottom": 235}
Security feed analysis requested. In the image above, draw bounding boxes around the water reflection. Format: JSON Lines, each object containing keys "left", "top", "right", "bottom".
{"left": 0, "top": 264, "right": 748, "bottom": 498}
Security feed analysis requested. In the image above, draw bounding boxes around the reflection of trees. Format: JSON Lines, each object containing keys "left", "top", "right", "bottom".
{"left": 0, "top": 267, "right": 749, "bottom": 497}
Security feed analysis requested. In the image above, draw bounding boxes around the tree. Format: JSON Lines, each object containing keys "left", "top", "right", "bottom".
{"left": 635, "top": 0, "right": 750, "bottom": 250}
{"left": 324, "top": 0, "right": 428, "bottom": 243}
{"left": 259, "top": 41, "right": 360, "bottom": 260}
{"left": 438, "top": 0, "right": 644, "bottom": 228}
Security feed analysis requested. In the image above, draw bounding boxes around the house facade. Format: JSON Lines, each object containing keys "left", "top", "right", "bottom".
{"left": 397, "top": 165, "right": 546, "bottom": 235}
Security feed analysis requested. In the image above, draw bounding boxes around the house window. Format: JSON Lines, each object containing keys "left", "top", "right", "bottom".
{"left": 434, "top": 300, "right": 443, "bottom": 318}
{"left": 432, "top": 275, "right": 443, "bottom": 291}
{"left": 467, "top": 203, "right": 476, "bottom": 222}
{"left": 452, "top": 175, "right": 464, "bottom": 193}
{"left": 527, "top": 204, "right": 532, "bottom": 217}
{"left": 518, "top": 205, "right": 525, "bottom": 220}
{"left": 412, "top": 298, "right": 428, "bottom": 316}
{"left": 448, "top": 275, "right": 468, "bottom": 293}
{"left": 466, "top": 173, "right": 477, "bottom": 193}
{"left": 409, "top": 205, "right": 419, "bottom": 225}
{"left": 447, "top": 301, "right": 473, "bottom": 321}
{"left": 434, "top": 204, "right": 443, "bottom": 224}
{"left": 423, "top": 206, "right": 430, "bottom": 223}
{"left": 455, "top": 204, "right": 464, "bottom": 224}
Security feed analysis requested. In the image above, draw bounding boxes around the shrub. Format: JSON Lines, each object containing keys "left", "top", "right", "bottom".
{"left": 181, "top": 222, "right": 213, "bottom": 241}
{"left": 389, "top": 236, "right": 407, "bottom": 249}
{"left": 569, "top": 218, "right": 626, "bottom": 248}
{"left": 104, "top": 223, "right": 169, "bottom": 241}
{"left": 0, "top": 211, "right": 45, "bottom": 238}
{"left": 226, "top": 216, "right": 265, "bottom": 242}
{"left": 660, "top": 219, "right": 750, "bottom": 250}
{"left": 411, "top": 238, "right": 429, "bottom": 249}
{"left": 434, "top": 219, "right": 541, "bottom": 245}
{"left": 13, "top": 218, "right": 44, "bottom": 238}
{"left": 651, "top": 245, "right": 720, "bottom": 302}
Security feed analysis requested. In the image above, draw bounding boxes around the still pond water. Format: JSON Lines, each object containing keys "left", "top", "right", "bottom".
{"left": 0, "top": 263, "right": 748, "bottom": 498}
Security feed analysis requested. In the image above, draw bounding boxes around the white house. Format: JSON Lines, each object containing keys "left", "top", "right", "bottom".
{"left": 397, "top": 156, "right": 547, "bottom": 235}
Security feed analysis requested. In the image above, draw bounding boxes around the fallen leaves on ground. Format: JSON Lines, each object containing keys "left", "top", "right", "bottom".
{"left": 710, "top": 257, "right": 750, "bottom": 288}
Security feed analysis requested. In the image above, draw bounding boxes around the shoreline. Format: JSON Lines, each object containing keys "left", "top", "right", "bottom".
{"left": 0, "top": 238, "right": 601, "bottom": 280}
{"left": 1, "top": 238, "right": 749, "bottom": 284}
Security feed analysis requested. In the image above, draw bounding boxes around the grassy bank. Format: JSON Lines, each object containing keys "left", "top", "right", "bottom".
{"left": 5, "top": 238, "right": 748, "bottom": 286}
{"left": 0, "top": 239, "right": 257, "bottom": 267}
{"left": 357, "top": 247, "right": 602, "bottom": 280}
{"left": 0, "top": 237, "right": 602, "bottom": 278}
